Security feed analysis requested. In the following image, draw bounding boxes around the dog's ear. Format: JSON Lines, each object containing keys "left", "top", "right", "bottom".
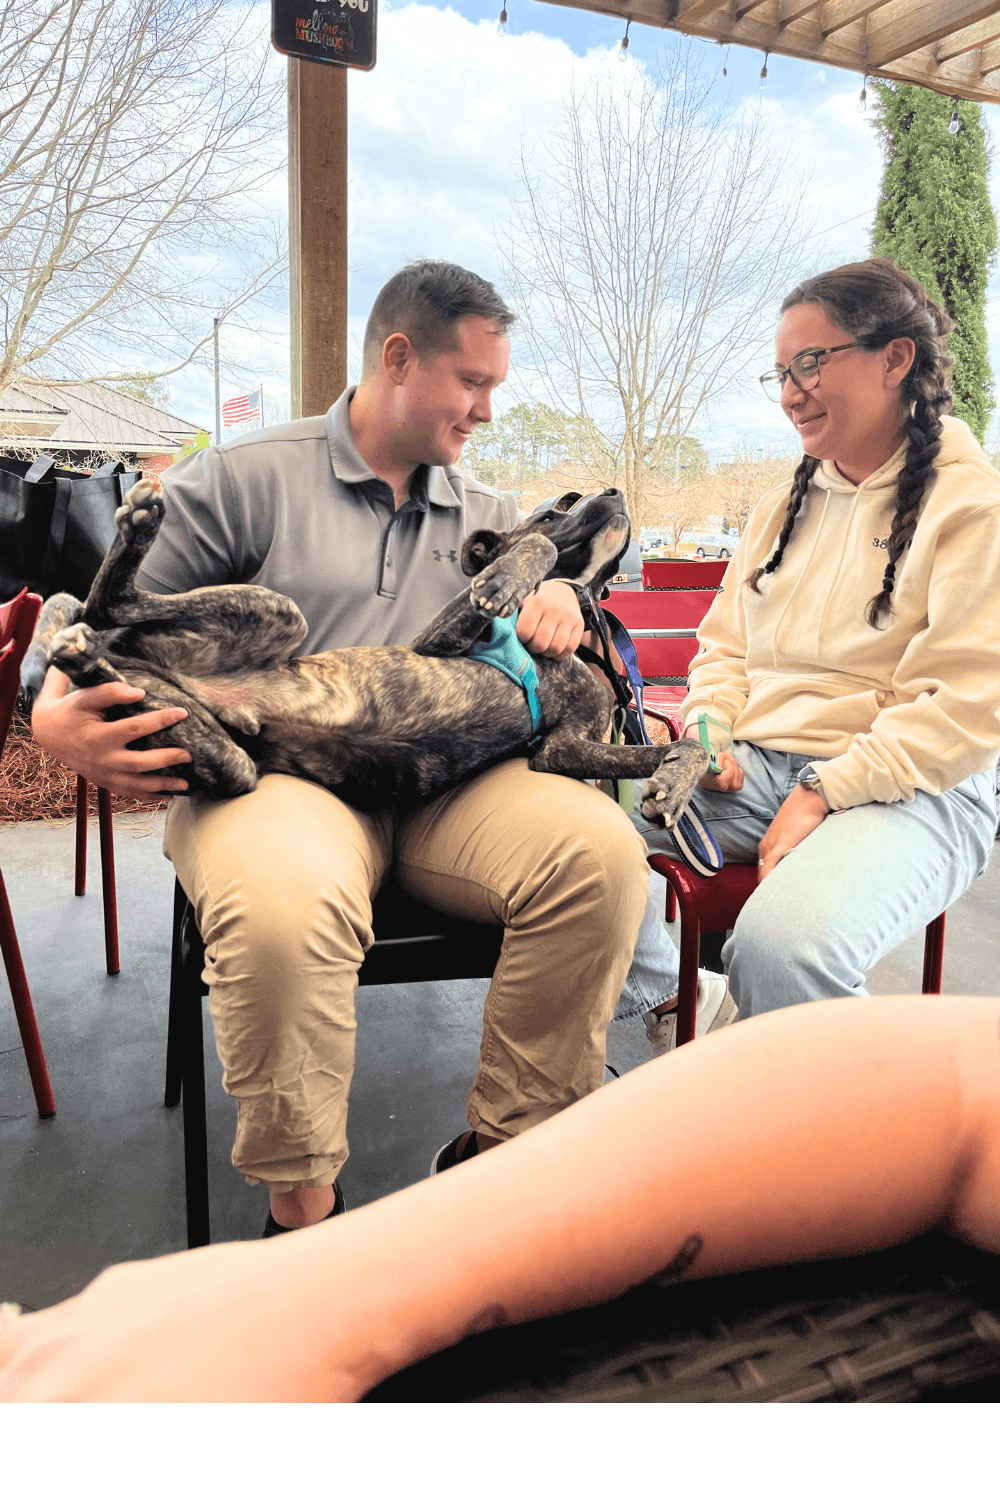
{"left": 461, "top": 529, "right": 504, "bottom": 575}
{"left": 551, "top": 492, "right": 583, "bottom": 513}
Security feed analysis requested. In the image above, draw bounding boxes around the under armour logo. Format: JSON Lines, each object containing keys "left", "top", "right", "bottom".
{"left": 433, "top": 549, "right": 458, "bottom": 563}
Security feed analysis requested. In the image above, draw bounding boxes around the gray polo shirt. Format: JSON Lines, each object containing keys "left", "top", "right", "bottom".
{"left": 137, "top": 388, "right": 518, "bottom": 655}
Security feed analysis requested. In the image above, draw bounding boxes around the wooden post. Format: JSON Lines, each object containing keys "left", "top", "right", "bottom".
{"left": 287, "top": 58, "right": 349, "bottom": 419}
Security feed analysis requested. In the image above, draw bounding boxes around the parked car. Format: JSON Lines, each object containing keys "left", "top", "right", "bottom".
{"left": 689, "top": 531, "right": 736, "bottom": 559}
{"left": 607, "top": 536, "right": 643, "bottom": 590}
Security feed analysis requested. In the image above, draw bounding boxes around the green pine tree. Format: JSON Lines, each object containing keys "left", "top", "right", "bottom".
{"left": 871, "top": 82, "right": 997, "bottom": 443}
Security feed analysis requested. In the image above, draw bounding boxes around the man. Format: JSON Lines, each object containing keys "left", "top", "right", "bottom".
{"left": 33, "top": 262, "right": 650, "bottom": 1234}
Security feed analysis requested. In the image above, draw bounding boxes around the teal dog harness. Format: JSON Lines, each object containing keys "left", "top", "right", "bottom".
{"left": 466, "top": 611, "right": 544, "bottom": 751}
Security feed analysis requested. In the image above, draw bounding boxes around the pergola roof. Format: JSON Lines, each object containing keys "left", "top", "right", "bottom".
{"left": 541, "top": 0, "right": 1000, "bottom": 104}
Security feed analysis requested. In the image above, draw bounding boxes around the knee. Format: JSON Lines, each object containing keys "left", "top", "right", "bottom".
{"left": 540, "top": 805, "right": 650, "bottom": 933}
{"left": 725, "top": 891, "right": 853, "bottom": 1016}
{"left": 200, "top": 860, "right": 373, "bottom": 982}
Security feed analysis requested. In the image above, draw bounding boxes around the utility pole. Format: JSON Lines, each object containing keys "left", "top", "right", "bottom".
{"left": 213, "top": 317, "right": 221, "bottom": 446}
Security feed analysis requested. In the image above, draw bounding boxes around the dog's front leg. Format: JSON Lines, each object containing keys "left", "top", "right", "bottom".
{"left": 411, "top": 534, "right": 559, "bottom": 658}
{"left": 530, "top": 734, "right": 708, "bottom": 830}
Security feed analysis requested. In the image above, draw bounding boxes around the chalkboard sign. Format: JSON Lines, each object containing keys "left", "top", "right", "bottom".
{"left": 272, "top": 0, "right": 376, "bottom": 71}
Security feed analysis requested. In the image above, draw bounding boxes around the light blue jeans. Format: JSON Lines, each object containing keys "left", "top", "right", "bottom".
{"left": 616, "top": 743, "right": 997, "bottom": 1021}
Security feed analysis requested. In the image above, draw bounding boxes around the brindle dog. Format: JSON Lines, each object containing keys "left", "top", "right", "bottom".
{"left": 25, "top": 477, "right": 707, "bottom": 826}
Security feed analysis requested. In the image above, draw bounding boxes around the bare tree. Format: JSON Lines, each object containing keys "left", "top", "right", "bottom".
{"left": 0, "top": 0, "right": 285, "bottom": 398}
{"left": 714, "top": 444, "right": 797, "bottom": 534}
{"left": 498, "top": 49, "right": 813, "bottom": 526}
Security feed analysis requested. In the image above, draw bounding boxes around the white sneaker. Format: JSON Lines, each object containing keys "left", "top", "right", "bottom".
{"left": 643, "top": 970, "right": 737, "bottom": 1056}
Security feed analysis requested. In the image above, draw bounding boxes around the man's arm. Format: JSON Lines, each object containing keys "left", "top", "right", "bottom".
{"left": 30, "top": 445, "right": 244, "bottom": 797}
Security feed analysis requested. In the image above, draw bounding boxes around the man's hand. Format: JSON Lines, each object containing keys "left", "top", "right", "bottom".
{"left": 31, "top": 667, "right": 193, "bottom": 801}
{"left": 757, "top": 784, "right": 828, "bottom": 880}
{"left": 682, "top": 725, "right": 744, "bottom": 793}
{"left": 516, "top": 580, "right": 584, "bottom": 661}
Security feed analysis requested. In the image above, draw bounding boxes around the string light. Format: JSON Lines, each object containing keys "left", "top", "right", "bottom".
{"left": 722, "top": 44, "right": 730, "bottom": 78}
{"left": 948, "top": 99, "right": 963, "bottom": 134}
{"left": 498, "top": 4, "right": 507, "bottom": 34}
{"left": 759, "top": 51, "right": 769, "bottom": 84}
{"left": 618, "top": 19, "right": 630, "bottom": 61}
{"left": 857, "top": 73, "right": 868, "bottom": 113}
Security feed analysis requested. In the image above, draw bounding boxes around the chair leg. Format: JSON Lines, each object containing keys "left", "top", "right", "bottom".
{"left": 660, "top": 869, "right": 700, "bottom": 1047}
{"left": 75, "top": 776, "right": 88, "bottom": 896}
{"left": 0, "top": 866, "right": 56, "bottom": 1118}
{"left": 921, "top": 913, "right": 947, "bottom": 995}
{"left": 164, "top": 880, "right": 188, "bottom": 1108}
{"left": 97, "top": 787, "right": 120, "bottom": 975}
{"left": 181, "top": 984, "right": 211, "bottom": 1249}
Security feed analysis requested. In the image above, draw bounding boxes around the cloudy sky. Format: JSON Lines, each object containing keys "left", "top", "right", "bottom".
{"left": 169, "top": 0, "right": 1000, "bottom": 459}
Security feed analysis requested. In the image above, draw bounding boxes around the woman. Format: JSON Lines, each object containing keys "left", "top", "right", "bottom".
{"left": 632, "top": 258, "right": 1000, "bottom": 1048}
{"left": 1, "top": 993, "right": 999, "bottom": 1402}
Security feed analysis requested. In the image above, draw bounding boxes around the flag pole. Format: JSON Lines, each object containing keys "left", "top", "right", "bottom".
{"left": 259, "top": 383, "right": 266, "bottom": 429}
{"left": 213, "top": 317, "right": 221, "bottom": 446}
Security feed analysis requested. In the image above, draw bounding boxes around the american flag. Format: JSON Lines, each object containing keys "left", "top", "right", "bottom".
{"left": 222, "top": 390, "right": 262, "bottom": 426}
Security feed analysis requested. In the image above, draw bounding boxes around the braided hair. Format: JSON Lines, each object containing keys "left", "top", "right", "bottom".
{"left": 747, "top": 258, "right": 955, "bottom": 627}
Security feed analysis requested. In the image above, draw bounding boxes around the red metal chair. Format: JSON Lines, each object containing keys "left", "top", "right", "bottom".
{"left": 642, "top": 558, "right": 727, "bottom": 590}
{"left": 0, "top": 589, "right": 56, "bottom": 1117}
{"left": 647, "top": 854, "right": 948, "bottom": 1047}
{"left": 73, "top": 777, "right": 120, "bottom": 975}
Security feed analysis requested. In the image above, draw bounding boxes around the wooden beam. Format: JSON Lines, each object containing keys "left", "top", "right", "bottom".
{"left": 818, "top": 0, "right": 884, "bottom": 37}
{"left": 935, "top": 13, "right": 1000, "bottom": 64}
{"left": 780, "top": 0, "right": 822, "bottom": 24}
{"left": 735, "top": 0, "right": 774, "bottom": 20}
{"left": 867, "top": 0, "right": 1000, "bottom": 69}
{"left": 981, "top": 36, "right": 1000, "bottom": 71}
{"left": 672, "top": 0, "right": 729, "bottom": 21}
{"left": 537, "top": 0, "right": 1000, "bottom": 98}
{"left": 288, "top": 59, "right": 349, "bottom": 421}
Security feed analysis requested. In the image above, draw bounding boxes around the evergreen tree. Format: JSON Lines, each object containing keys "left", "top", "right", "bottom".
{"left": 871, "top": 83, "right": 997, "bottom": 443}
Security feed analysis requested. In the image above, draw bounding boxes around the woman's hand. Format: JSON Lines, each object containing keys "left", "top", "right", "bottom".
{"left": 516, "top": 581, "right": 584, "bottom": 661}
{"left": 682, "top": 725, "right": 744, "bottom": 793}
{"left": 757, "top": 784, "right": 828, "bottom": 880}
{"left": 0, "top": 1238, "right": 365, "bottom": 1403}
{"left": 31, "top": 666, "right": 193, "bottom": 800}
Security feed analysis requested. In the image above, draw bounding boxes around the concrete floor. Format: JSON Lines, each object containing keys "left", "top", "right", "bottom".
{"left": 2, "top": 810, "right": 998, "bottom": 1315}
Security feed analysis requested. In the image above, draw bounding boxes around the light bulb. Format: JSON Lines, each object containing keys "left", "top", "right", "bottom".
{"left": 498, "top": 6, "right": 507, "bottom": 33}
{"left": 618, "top": 34, "right": 629, "bottom": 61}
{"left": 948, "top": 108, "right": 962, "bottom": 134}
{"left": 759, "top": 52, "right": 768, "bottom": 82}
{"left": 857, "top": 76, "right": 867, "bottom": 113}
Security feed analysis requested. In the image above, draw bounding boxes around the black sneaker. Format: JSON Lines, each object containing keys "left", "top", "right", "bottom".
{"left": 262, "top": 1179, "right": 346, "bottom": 1238}
{"left": 430, "top": 1131, "right": 479, "bottom": 1175}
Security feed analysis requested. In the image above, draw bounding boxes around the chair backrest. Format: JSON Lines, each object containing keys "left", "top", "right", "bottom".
{"left": 643, "top": 559, "right": 727, "bottom": 590}
{"left": 0, "top": 589, "right": 42, "bottom": 760}
{"left": 602, "top": 590, "right": 702, "bottom": 681}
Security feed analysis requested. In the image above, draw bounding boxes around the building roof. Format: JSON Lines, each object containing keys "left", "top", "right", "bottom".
{"left": 0, "top": 381, "right": 200, "bottom": 457}
{"left": 545, "top": 0, "right": 1000, "bottom": 104}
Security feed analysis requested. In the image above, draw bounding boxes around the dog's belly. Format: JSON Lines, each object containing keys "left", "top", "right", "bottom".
{"left": 197, "top": 647, "right": 537, "bottom": 805}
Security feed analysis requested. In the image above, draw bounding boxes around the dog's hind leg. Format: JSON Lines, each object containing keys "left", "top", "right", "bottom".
{"left": 411, "top": 533, "right": 559, "bottom": 657}
{"left": 20, "top": 592, "right": 85, "bottom": 701}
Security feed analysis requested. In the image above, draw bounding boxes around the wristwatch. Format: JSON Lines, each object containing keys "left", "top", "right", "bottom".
{"left": 797, "top": 763, "right": 831, "bottom": 810}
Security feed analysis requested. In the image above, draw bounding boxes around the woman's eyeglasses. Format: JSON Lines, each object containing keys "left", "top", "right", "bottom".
{"left": 759, "top": 344, "right": 862, "bottom": 402}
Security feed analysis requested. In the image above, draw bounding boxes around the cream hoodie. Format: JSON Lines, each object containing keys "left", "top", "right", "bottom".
{"left": 683, "top": 416, "right": 1000, "bottom": 810}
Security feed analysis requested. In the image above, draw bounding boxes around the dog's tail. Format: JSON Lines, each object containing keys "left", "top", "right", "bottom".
{"left": 19, "top": 592, "right": 85, "bottom": 704}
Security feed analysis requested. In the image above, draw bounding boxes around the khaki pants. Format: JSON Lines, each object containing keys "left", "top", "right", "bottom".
{"left": 163, "top": 761, "right": 649, "bottom": 1193}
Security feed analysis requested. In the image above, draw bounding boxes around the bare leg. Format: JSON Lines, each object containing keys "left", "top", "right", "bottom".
{"left": 4, "top": 995, "right": 1000, "bottom": 1402}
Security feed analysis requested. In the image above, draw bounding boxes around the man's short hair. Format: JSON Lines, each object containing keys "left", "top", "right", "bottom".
{"left": 362, "top": 261, "right": 515, "bottom": 374}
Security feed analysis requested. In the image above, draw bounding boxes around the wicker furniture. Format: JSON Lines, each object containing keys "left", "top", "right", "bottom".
{"left": 365, "top": 1231, "right": 1000, "bottom": 1403}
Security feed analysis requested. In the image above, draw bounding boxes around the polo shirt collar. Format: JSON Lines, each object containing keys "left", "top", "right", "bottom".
{"left": 324, "top": 387, "right": 461, "bottom": 508}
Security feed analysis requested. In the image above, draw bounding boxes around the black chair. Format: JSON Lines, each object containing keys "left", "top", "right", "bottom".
{"left": 164, "top": 877, "right": 504, "bottom": 1248}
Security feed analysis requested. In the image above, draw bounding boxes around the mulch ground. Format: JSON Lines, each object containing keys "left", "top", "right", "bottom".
{"left": 1, "top": 704, "right": 170, "bottom": 824}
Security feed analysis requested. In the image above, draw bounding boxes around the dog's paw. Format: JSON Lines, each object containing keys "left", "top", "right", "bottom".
{"left": 115, "top": 477, "right": 165, "bottom": 544}
{"left": 470, "top": 559, "right": 525, "bottom": 620}
{"left": 48, "top": 622, "right": 99, "bottom": 674}
{"left": 640, "top": 742, "right": 709, "bottom": 828}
